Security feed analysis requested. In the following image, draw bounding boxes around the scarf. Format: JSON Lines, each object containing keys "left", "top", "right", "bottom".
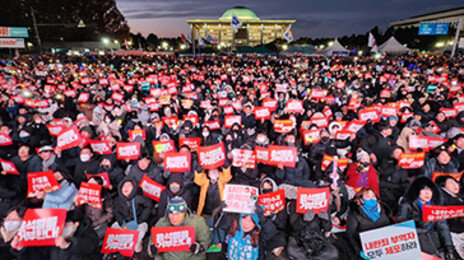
{"left": 362, "top": 203, "right": 380, "bottom": 222}
{"left": 417, "top": 199, "right": 431, "bottom": 212}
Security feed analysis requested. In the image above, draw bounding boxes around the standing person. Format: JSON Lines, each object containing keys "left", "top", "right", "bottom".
{"left": 148, "top": 196, "right": 211, "bottom": 260}
{"left": 397, "top": 177, "right": 458, "bottom": 259}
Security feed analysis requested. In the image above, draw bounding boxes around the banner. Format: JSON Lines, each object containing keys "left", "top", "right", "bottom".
{"left": 164, "top": 152, "right": 191, "bottom": 173}
{"left": 197, "top": 142, "right": 226, "bottom": 170}
{"left": 77, "top": 93, "right": 89, "bottom": 103}
{"left": 359, "top": 109, "right": 380, "bottom": 123}
{"left": 57, "top": 126, "right": 82, "bottom": 150}
{"left": 285, "top": 99, "right": 304, "bottom": 113}
{"left": 76, "top": 182, "right": 102, "bottom": 209}
{"left": 254, "top": 107, "right": 271, "bottom": 120}
{"left": 0, "top": 27, "right": 29, "bottom": 37}
{"left": 232, "top": 149, "right": 256, "bottom": 169}
{"left": 262, "top": 98, "right": 278, "bottom": 111}
{"left": 204, "top": 120, "right": 221, "bottom": 131}
{"left": 360, "top": 221, "right": 421, "bottom": 260}
{"left": 102, "top": 228, "right": 139, "bottom": 257}
{"left": 179, "top": 137, "right": 201, "bottom": 152}
{"left": 0, "top": 159, "right": 19, "bottom": 174}
{"left": 116, "top": 142, "right": 141, "bottom": 160}
{"left": 310, "top": 116, "right": 329, "bottom": 128}
{"left": 0, "top": 132, "right": 13, "bottom": 146}
{"left": 86, "top": 172, "right": 111, "bottom": 189}
{"left": 27, "top": 170, "right": 61, "bottom": 198}
{"left": 151, "top": 226, "right": 195, "bottom": 252}
{"left": 344, "top": 119, "right": 366, "bottom": 133}
{"left": 268, "top": 145, "right": 297, "bottom": 168}
{"left": 153, "top": 140, "right": 176, "bottom": 157}
{"left": 302, "top": 129, "right": 320, "bottom": 145}
{"left": 16, "top": 208, "right": 67, "bottom": 247}
{"left": 273, "top": 120, "right": 293, "bottom": 134}
{"left": 223, "top": 184, "right": 259, "bottom": 214}
{"left": 258, "top": 189, "right": 285, "bottom": 215}
{"left": 310, "top": 89, "right": 328, "bottom": 99}
{"left": 431, "top": 171, "right": 464, "bottom": 182}
{"left": 89, "top": 140, "right": 112, "bottom": 155}
{"left": 139, "top": 175, "right": 165, "bottom": 202}
{"left": 422, "top": 205, "right": 464, "bottom": 222}
{"left": 224, "top": 115, "right": 241, "bottom": 128}
{"left": 408, "top": 135, "right": 429, "bottom": 151}
{"left": 254, "top": 146, "right": 269, "bottom": 164}
{"left": 129, "top": 129, "right": 146, "bottom": 141}
{"left": 296, "top": 187, "right": 330, "bottom": 214}
{"left": 397, "top": 152, "right": 425, "bottom": 169}
{"left": 0, "top": 38, "right": 25, "bottom": 48}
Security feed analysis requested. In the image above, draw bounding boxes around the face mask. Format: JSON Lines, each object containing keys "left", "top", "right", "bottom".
{"left": 363, "top": 199, "right": 377, "bottom": 208}
{"left": 61, "top": 225, "right": 74, "bottom": 238}
{"left": 101, "top": 165, "right": 111, "bottom": 171}
{"left": 246, "top": 128, "right": 255, "bottom": 136}
{"left": 262, "top": 188, "right": 273, "bottom": 194}
{"left": 105, "top": 118, "right": 111, "bottom": 123}
{"left": 202, "top": 132, "right": 209, "bottom": 137}
{"left": 34, "top": 119, "right": 42, "bottom": 124}
{"left": 209, "top": 171, "right": 219, "bottom": 181}
{"left": 321, "top": 136, "right": 330, "bottom": 142}
{"left": 19, "top": 132, "right": 30, "bottom": 138}
{"left": 80, "top": 154, "right": 90, "bottom": 162}
{"left": 3, "top": 220, "right": 21, "bottom": 232}
{"left": 170, "top": 185, "right": 180, "bottom": 194}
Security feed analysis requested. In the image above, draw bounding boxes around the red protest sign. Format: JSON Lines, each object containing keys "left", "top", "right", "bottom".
{"left": 16, "top": 208, "right": 66, "bottom": 247}
{"left": 111, "top": 92, "right": 124, "bottom": 103}
{"left": 204, "top": 120, "right": 221, "bottom": 131}
{"left": 183, "top": 114, "right": 199, "bottom": 125}
{"left": 285, "top": 99, "right": 304, "bottom": 114}
{"left": 440, "top": 108, "right": 457, "bottom": 118}
{"left": 398, "top": 152, "right": 425, "bottom": 169}
{"left": 139, "top": 175, "right": 165, "bottom": 202}
{"left": 101, "top": 228, "right": 139, "bottom": 257}
{"left": 223, "top": 184, "right": 259, "bottom": 214}
{"left": 262, "top": 98, "right": 278, "bottom": 111}
{"left": 232, "top": 149, "right": 256, "bottom": 169}
{"left": 358, "top": 109, "right": 380, "bottom": 123}
{"left": 89, "top": 140, "right": 112, "bottom": 155}
{"left": 151, "top": 226, "right": 195, "bottom": 252}
{"left": 224, "top": 115, "right": 241, "bottom": 128}
{"left": 296, "top": 187, "right": 330, "bottom": 214}
{"left": 57, "top": 126, "right": 82, "bottom": 150}
{"left": 164, "top": 152, "right": 191, "bottom": 173}
{"left": 162, "top": 116, "right": 179, "bottom": 128}
{"left": 77, "top": 93, "right": 89, "bottom": 103}
{"left": 344, "top": 119, "right": 365, "bottom": 133}
{"left": 273, "top": 119, "right": 294, "bottom": 134}
{"left": 408, "top": 135, "right": 429, "bottom": 151}
{"left": 86, "top": 172, "right": 111, "bottom": 188}
{"left": 380, "top": 105, "right": 398, "bottom": 117}
{"left": 0, "top": 132, "right": 13, "bottom": 146}
{"left": 76, "top": 182, "right": 102, "bottom": 209}
{"left": 0, "top": 159, "right": 19, "bottom": 174}
{"left": 129, "top": 129, "right": 146, "bottom": 142}
{"left": 27, "top": 170, "right": 61, "bottom": 198}
{"left": 254, "top": 107, "right": 271, "bottom": 120}
{"left": 178, "top": 138, "right": 200, "bottom": 152}
{"left": 310, "top": 116, "right": 329, "bottom": 128}
{"left": 310, "top": 89, "right": 328, "bottom": 99}
{"left": 302, "top": 129, "right": 320, "bottom": 145}
{"left": 47, "top": 124, "right": 65, "bottom": 136}
{"left": 431, "top": 171, "right": 464, "bottom": 182}
{"left": 268, "top": 145, "right": 297, "bottom": 168}
{"left": 258, "top": 189, "right": 285, "bottom": 215}
{"left": 254, "top": 146, "right": 269, "bottom": 164}
{"left": 153, "top": 140, "right": 176, "bottom": 157}
{"left": 427, "top": 137, "right": 447, "bottom": 150}
{"left": 116, "top": 142, "right": 141, "bottom": 160}
{"left": 198, "top": 142, "right": 226, "bottom": 170}
{"left": 422, "top": 205, "right": 464, "bottom": 222}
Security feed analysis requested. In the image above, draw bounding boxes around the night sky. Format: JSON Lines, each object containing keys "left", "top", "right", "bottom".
{"left": 115, "top": 0, "right": 463, "bottom": 38}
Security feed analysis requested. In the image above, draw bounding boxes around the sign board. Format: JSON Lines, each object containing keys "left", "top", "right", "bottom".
{"left": 418, "top": 23, "right": 449, "bottom": 35}
{"left": 0, "top": 27, "right": 29, "bottom": 37}
{"left": 0, "top": 38, "right": 25, "bottom": 48}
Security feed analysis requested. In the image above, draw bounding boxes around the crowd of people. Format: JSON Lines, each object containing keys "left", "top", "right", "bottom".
{"left": 0, "top": 53, "right": 463, "bottom": 260}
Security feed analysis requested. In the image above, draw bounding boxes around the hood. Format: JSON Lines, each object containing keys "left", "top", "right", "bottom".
{"left": 403, "top": 176, "right": 442, "bottom": 205}
{"left": 239, "top": 213, "right": 261, "bottom": 230}
{"left": 74, "top": 216, "right": 93, "bottom": 237}
{"left": 259, "top": 177, "right": 278, "bottom": 193}
{"left": 117, "top": 178, "right": 138, "bottom": 200}
{"left": 166, "top": 173, "right": 185, "bottom": 194}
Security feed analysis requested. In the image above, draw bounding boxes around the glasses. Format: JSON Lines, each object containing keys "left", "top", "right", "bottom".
{"left": 19, "top": 148, "right": 29, "bottom": 152}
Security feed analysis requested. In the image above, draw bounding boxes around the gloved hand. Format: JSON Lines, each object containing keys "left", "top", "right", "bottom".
{"left": 318, "top": 210, "right": 330, "bottom": 221}
{"left": 254, "top": 201, "right": 265, "bottom": 221}
{"left": 190, "top": 242, "right": 204, "bottom": 255}
{"left": 359, "top": 251, "right": 369, "bottom": 260}
{"left": 303, "top": 210, "right": 315, "bottom": 222}
{"left": 148, "top": 245, "right": 158, "bottom": 257}
{"left": 195, "top": 163, "right": 203, "bottom": 173}
{"left": 445, "top": 246, "right": 458, "bottom": 260}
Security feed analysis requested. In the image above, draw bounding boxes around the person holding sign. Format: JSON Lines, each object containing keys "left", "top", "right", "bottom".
{"left": 397, "top": 177, "right": 458, "bottom": 259}
{"left": 148, "top": 196, "right": 211, "bottom": 259}
{"left": 1, "top": 206, "right": 28, "bottom": 259}
{"left": 436, "top": 176, "right": 464, "bottom": 259}
{"left": 345, "top": 187, "right": 393, "bottom": 260}
{"left": 424, "top": 146, "right": 459, "bottom": 179}
{"left": 42, "top": 168, "right": 78, "bottom": 210}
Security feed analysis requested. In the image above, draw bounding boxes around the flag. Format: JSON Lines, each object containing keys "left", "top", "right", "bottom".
{"left": 181, "top": 33, "right": 191, "bottom": 48}
{"left": 138, "top": 40, "right": 143, "bottom": 51}
{"left": 197, "top": 33, "right": 205, "bottom": 48}
{"left": 124, "top": 39, "right": 129, "bottom": 50}
{"left": 283, "top": 26, "right": 294, "bottom": 43}
{"left": 230, "top": 13, "right": 242, "bottom": 33}
{"left": 368, "top": 32, "right": 378, "bottom": 53}
{"left": 205, "top": 33, "right": 218, "bottom": 44}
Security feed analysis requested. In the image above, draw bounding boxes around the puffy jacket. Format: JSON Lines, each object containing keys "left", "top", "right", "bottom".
{"left": 42, "top": 180, "right": 78, "bottom": 210}
{"left": 194, "top": 166, "right": 231, "bottom": 216}
{"left": 113, "top": 179, "right": 153, "bottom": 226}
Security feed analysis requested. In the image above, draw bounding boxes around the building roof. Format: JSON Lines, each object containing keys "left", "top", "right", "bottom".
{"left": 391, "top": 6, "right": 464, "bottom": 27}
{"left": 219, "top": 6, "right": 260, "bottom": 21}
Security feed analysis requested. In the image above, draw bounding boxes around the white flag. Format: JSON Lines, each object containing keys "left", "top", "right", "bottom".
{"left": 231, "top": 13, "right": 243, "bottom": 33}
{"left": 283, "top": 26, "right": 294, "bottom": 43}
{"left": 197, "top": 32, "right": 205, "bottom": 48}
{"left": 368, "top": 33, "right": 376, "bottom": 48}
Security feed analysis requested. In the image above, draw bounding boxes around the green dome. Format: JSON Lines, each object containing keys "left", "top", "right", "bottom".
{"left": 219, "top": 6, "right": 260, "bottom": 20}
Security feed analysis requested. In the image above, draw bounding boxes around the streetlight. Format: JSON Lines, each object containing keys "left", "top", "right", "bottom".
{"left": 102, "top": 38, "right": 110, "bottom": 44}
{"left": 162, "top": 42, "right": 169, "bottom": 49}
{"left": 180, "top": 44, "right": 186, "bottom": 50}
{"left": 435, "top": 42, "right": 445, "bottom": 48}
{"left": 114, "top": 40, "right": 119, "bottom": 44}
{"left": 282, "top": 44, "right": 288, "bottom": 50}
{"left": 328, "top": 41, "right": 334, "bottom": 46}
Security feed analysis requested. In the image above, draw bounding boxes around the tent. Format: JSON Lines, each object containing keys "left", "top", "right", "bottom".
{"left": 377, "top": 36, "right": 410, "bottom": 55}
{"left": 281, "top": 45, "right": 319, "bottom": 56}
{"left": 324, "top": 39, "right": 349, "bottom": 56}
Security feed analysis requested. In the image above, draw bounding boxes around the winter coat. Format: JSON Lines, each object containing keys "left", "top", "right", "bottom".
{"left": 81, "top": 191, "right": 113, "bottom": 228}
{"left": 42, "top": 180, "right": 78, "bottom": 210}
{"left": 440, "top": 188, "right": 464, "bottom": 233}
{"left": 49, "top": 217, "right": 100, "bottom": 260}
{"left": 194, "top": 166, "right": 231, "bottom": 216}
{"left": 156, "top": 173, "right": 194, "bottom": 221}
{"left": 113, "top": 179, "right": 153, "bottom": 226}
{"left": 424, "top": 158, "right": 458, "bottom": 179}
{"left": 397, "top": 177, "right": 453, "bottom": 256}
{"left": 345, "top": 163, "right": 379, "bottom": 196}
{"left": 150, "top": 210, "right": 211, "bottom": 260}
{"left": 275, "top": 157, "right": 314, "bottom": 187}
{"left": 228, "top": 213, "right": 260, "bottom": 260}
{"left": 127, "top": 161, "right": 164, "bottom": 186}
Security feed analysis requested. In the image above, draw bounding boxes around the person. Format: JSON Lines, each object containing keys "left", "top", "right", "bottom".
{"left": 56, "top": 146, "right": 100, "bottom": 187}
{"left": 0, "top": 205, "right": 27, "bottom": 259}
{"left": 38, "top": 145, "right": 57, "bottom": 171}
{"left": 424, "top": 147, "right": 459, "bottom": 179}
{"left": 148, "top": 196, "right": 211, "bottom": 260}
{"left": 345, "top": 148, "right": 379, "bottom": 195}
{"left": 227, "top": 213, "right": 261, "bottom": 260}
{"left": 397, "top": 177, "right": 458, "bottom": 259}
{"left": 345, "top": 188, "right": 392, "bottom": 259}
{"left": 127, "top": 153, "right": 164, "bottom": 185}
{"left": 435, "top": 176, "right": 464, "bottom": 259}
{"left": 112, "top": 179, "right": 152, "bottom": 253}
{"left": 41, "top": 168, "right": 78, "bottom": 210}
